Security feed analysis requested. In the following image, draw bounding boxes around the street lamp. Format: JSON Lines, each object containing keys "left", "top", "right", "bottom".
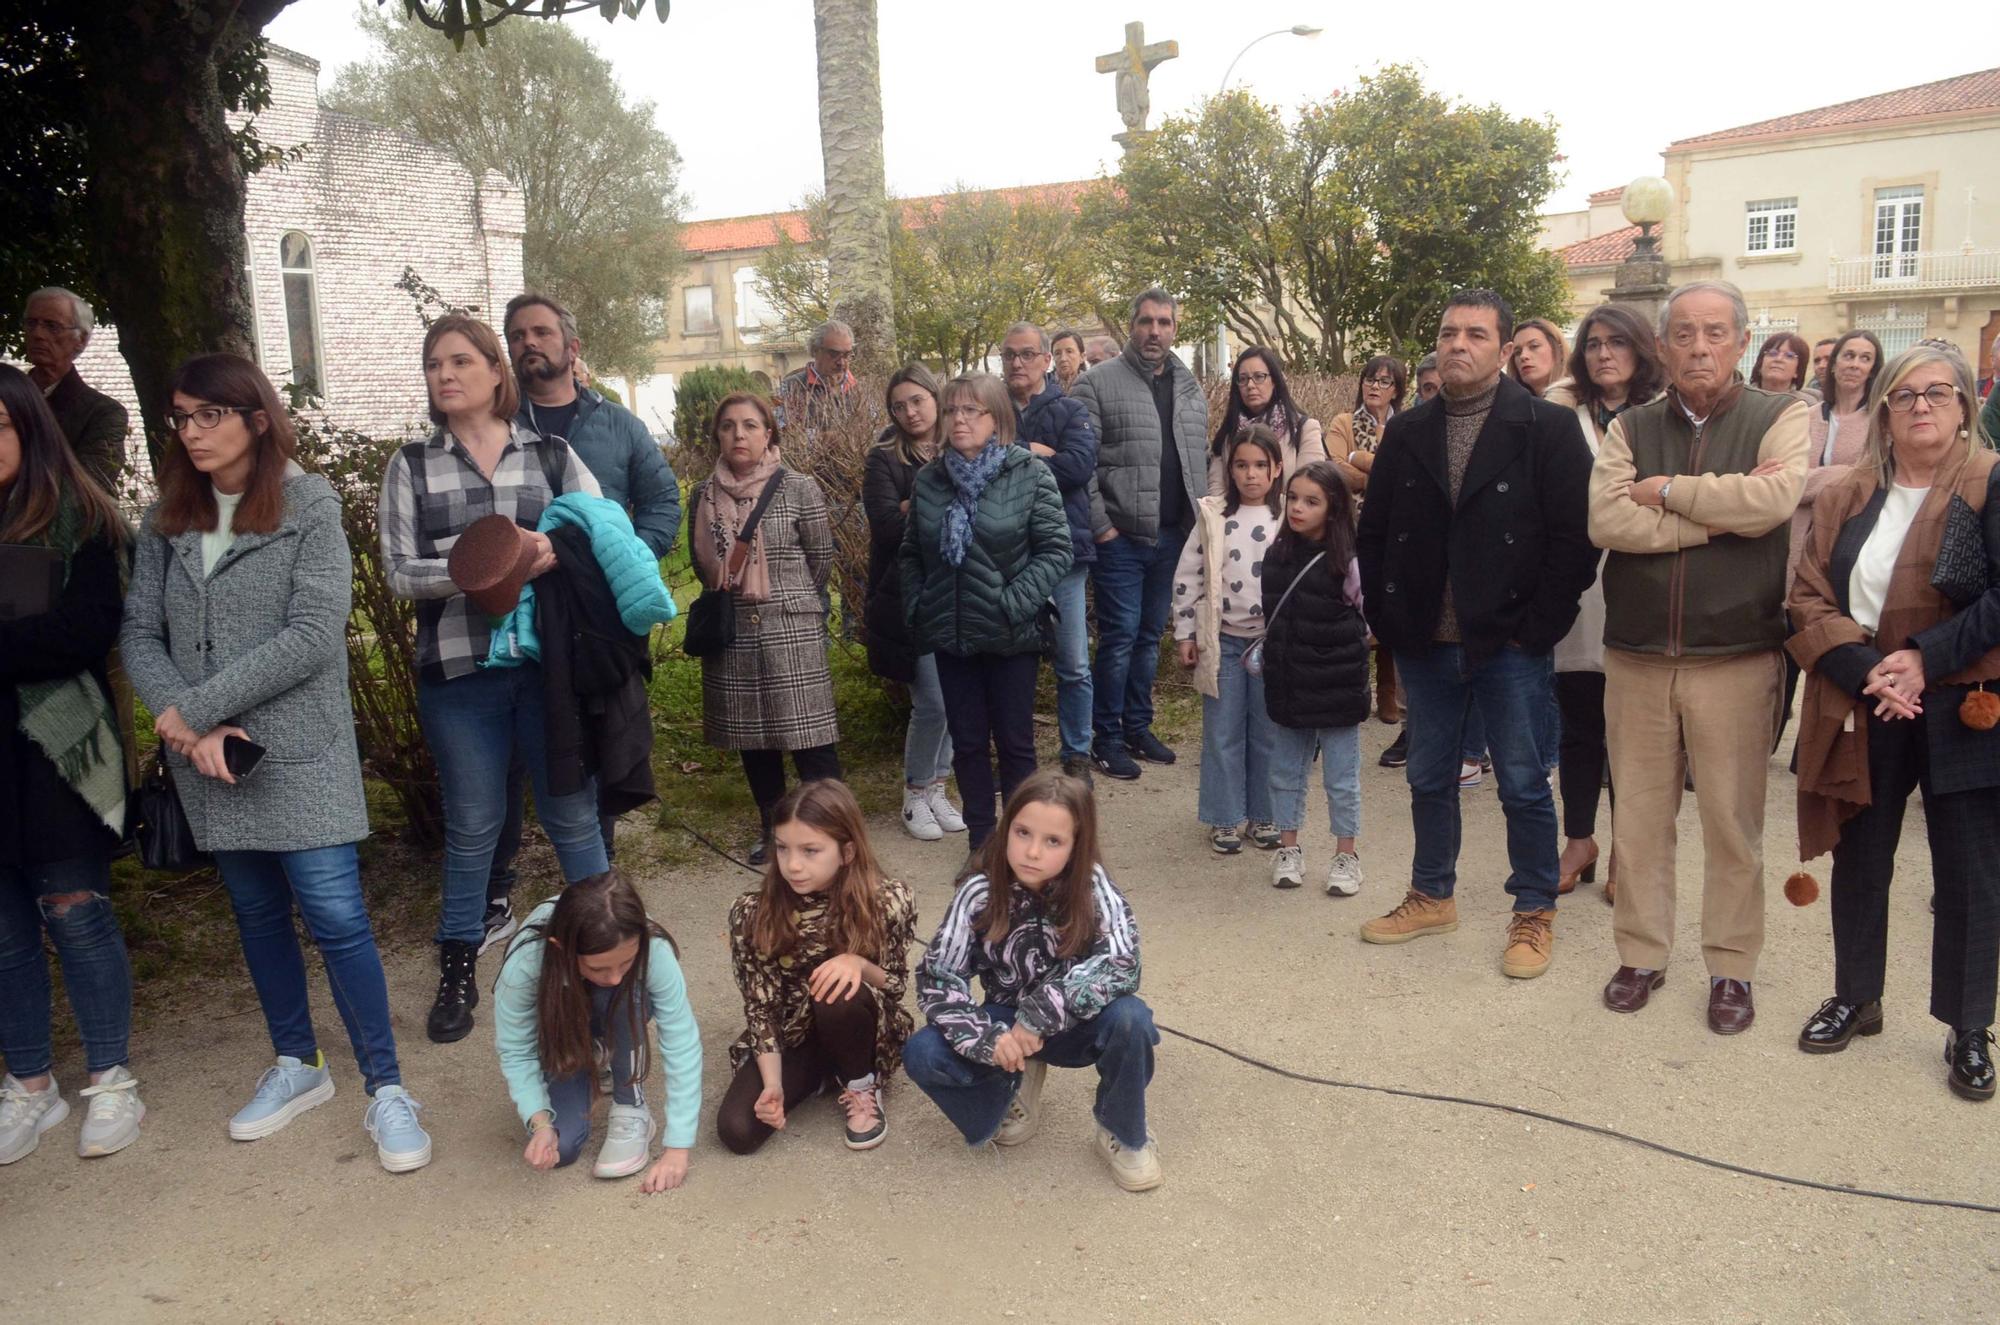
{"left": 1218, "top": 25, "right": 1324, "bottom": 94}
{"left": 1622, "top": 175, "right": 1672, "bottom": 261}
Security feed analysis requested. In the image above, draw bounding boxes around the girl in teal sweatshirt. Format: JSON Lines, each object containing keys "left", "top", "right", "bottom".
{"left": 494, "top": 871, "right": 702, "bottom": 1189}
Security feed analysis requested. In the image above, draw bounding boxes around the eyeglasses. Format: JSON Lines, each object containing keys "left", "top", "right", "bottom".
{"left": 1584, "top": 335, "right": 1632, "bottom": 355}
{"left": 1885, "top": 384, "right": 1960, "bottom": 413}
{"left": 169, "top": 405, "right": 251, "bottom": 432}
{"left": 1363, "top": 376, "right": 1397, "bottom": 388}
{"left": 889, "top": 397, "right": 930, "bottom": 415}
{"left": 945, "top": 404, "right": 990, "bottom": 419}
{"left": 999, "top": 348, "right": 1046, "bottom": 364}
{"left": 1234, "top": 372, "right": 1272, "bottom": 387}
{"left": 22, "top": 317, "right": 77, "bottom": 336}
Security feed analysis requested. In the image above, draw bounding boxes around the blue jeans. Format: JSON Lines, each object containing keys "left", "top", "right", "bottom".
{"left": 1090, "top": 525, "right": 1189, "bottom": 749}
{"left": 1461, "top": 701, "right": 1487, "bottom": 764}
{"left": 213, "top": 843, "right": 401, "bottom": 1094}
{"left": 1050, "top": 565, "right": 1095, "bottom": 762}
{"left": 490, "top": 755, "right": 618, "bottom": 898}
{"left": 1397, "top": 644, "right": 1560, "bottom": 912}
{"left": 903, "top": 652, "right": 955, "bottom": 786}
{"left": 1197, "top": 633, "right": 1275, "bottom": 827}
{"left": 418, "top": 666, "right": 609, "bottom": 946}
{"left": 902, "top": 996, "right": 1156, "bottom": 1150}
{"left": 1269, "top": 723, "right": 1362, "bottom": 837}
{"left": 1539, "top": 670, "right": 1561, "bottom": 774}
{"left": 547, "top": 982, "right": 650, "bottom": 1169}
{"left": 0, "top": 853, "right": 132, "bottom": 1077}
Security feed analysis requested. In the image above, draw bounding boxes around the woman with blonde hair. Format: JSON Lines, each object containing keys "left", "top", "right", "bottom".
{"left": 1789, "top": 343, "right": 2000, "bottom": 1100}
{"left": 1507, "top": 319, "right": 1567, "bottom": 398}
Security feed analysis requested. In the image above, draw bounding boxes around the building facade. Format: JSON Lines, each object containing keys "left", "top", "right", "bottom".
{"left": 1549, "top": 68, "right": 2000, "bottom": 378}
{"left": 69, "top": 44, "right": 525, "bottom": 478}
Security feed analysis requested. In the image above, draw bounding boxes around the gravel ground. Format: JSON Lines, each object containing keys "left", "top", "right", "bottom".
{"left": 4, "top": 719, "right": 1995, "bottom": 1323}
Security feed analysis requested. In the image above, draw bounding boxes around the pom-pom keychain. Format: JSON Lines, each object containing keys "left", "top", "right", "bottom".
{"left": 1784, "top": 872, "right": 1821, "bottom": 906}
{"left": 1961, "top": 683, "right": 2000, "bottom": 731}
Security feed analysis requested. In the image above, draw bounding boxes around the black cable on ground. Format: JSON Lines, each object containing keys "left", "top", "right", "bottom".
{"left": 669, "top": 819, "right": 760, "bottom": 874}
{"left": 669, "top": 824, "right": 1998, "bottom": 1216}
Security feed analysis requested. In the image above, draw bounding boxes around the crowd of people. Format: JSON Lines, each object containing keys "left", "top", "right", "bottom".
{"left": 2, "top": 272, "right": 1995, "bottom": 1199}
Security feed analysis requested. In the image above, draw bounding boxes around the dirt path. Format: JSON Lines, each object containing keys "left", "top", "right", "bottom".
{"left": 4, "top": 721, "right": 1994, "bottom": 1323}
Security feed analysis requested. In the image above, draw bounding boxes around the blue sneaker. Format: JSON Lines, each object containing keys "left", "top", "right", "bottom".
{"left": 228, "top": 1055, "right": 334, "bottom": 1141}
{"left": 365, "top": 1085, "right": 432, "bottom": 1173}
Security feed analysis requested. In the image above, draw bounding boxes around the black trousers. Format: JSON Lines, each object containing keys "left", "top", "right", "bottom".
{"left": 741, "top": 744, "right": 843, "bottom": 832}
{"left": 935, "top": 650, "right": 1041, "bottom": 847}
{"left": 1554, "top": 671, "right": 1612, "bottom": 840}
{"left": 1830, "top": 713, "right": 2000, "bottom": 1028}
{"left": 715, "top": 986, "right": 879, "bottom": 1155}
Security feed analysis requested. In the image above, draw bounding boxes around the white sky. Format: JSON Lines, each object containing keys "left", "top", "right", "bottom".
{"left": 269, "top": 0, "right": 1989, "bottom": 222}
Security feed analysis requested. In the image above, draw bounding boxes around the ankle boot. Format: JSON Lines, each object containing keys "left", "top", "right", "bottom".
{"left": 427, "top": 939, "right": 480, "bottom": 1044}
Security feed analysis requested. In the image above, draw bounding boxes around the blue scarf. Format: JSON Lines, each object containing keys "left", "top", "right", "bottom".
{"left": 941, "top": 441, "right": 1007, "bottom": 568}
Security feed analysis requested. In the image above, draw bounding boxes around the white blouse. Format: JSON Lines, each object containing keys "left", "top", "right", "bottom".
{"left": 1848, "top": 483, "right": 1929, "bottom": 634}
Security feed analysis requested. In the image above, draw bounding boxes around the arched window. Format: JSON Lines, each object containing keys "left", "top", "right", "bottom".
{"left": 279, "top": 231, "right": 324, "bottom": 395}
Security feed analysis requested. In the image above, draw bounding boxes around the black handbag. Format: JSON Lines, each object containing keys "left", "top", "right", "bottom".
{"left": 133, "top": 750, "right": 207, "bottom": 872}
{"left": 1931, "top": 493, "right": 1989, "bottom": 608}
{"left": 683, "top": 473, "right": 785, "bottom": 659}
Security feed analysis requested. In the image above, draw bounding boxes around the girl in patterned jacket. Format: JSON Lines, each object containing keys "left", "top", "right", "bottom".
{"left": 905, "top": 769, "right": 1162, "bottom": 1192}
{"left": 719, "top": 779, "right": 916, "bottom": 1154}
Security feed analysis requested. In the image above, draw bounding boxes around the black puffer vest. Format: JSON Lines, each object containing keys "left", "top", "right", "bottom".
{"left": 1261, "top": 539, "right": 1371, "bottom": 730}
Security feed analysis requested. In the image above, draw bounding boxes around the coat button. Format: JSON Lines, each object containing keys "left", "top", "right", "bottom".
{"left": 1503, "top": 533, "right": 1515, "bottom": 545}
{"left": 1404, "top": 478, "right": 1414, "bottom": 488}
{"left": 1397, "top": 531, "right": 1409, "bottom": 542}
{"left": 1497, "top": 481, "right": 1510, "bottom": 493}
{"left": 748, "top": 611, "right": 761, "bottom": 626}
{"left": 1385, "top": 582, "right": 1398, "bottom": 594}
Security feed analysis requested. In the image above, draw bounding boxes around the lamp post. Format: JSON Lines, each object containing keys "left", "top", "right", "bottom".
{"left": 1608, "top": 175, "right": 1674, "bottom": 324}
{"left": 1218, "top": 25, "right": 1323, "bottom": 94}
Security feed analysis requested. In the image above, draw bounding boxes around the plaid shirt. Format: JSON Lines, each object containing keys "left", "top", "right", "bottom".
{"left": 379, "top": 422, "right": 600, "bottom": 681}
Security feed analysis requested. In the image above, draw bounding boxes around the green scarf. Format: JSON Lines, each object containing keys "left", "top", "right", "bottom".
{"left": 15, "top": 496, "right": 127, "bottom": 836}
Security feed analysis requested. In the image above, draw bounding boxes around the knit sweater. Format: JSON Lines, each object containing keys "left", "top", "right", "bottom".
{"left": 1433, "top": 381, "right": 1498, "bottom": 644}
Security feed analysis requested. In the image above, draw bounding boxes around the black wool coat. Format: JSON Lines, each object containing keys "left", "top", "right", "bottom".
{"left": 861, "top": 438, "right": 921, "bottom": 683}
{"left": 1260, "top": 539, "right": 1371, "bottom": 731}
{"left": 1356, "top": 374, "right": 1599, "bottom": 664}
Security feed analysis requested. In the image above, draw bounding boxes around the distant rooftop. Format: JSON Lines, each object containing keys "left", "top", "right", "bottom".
{"left": 1671, "top": 67, "right": 2000, "bottom": 150}
{"left": 681, "top": 180, "right": 1100, "bottom": 255}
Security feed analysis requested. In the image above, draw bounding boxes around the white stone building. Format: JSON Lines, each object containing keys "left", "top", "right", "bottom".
{"left": 68, "top": 43, "right": 524, "bottom": 473}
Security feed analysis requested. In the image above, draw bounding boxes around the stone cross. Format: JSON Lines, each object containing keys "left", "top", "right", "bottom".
{"left": 1096, "top": 21, "right": 1178, "bottom": 149}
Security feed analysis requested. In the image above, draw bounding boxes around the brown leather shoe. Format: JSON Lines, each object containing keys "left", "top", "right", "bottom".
{"left": 1501, "top": 910, "right": 1555, "bottom": 979}
{"left": 1708, "top": 979, "right": 1755, "bottom": 1035}
{"left": 1602, "top": 966, "right": 1664, "bottom": 1013}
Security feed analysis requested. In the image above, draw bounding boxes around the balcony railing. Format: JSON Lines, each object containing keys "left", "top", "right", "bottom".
{"left": 1828, "top": 247, "right": 2000, "bottom": 294}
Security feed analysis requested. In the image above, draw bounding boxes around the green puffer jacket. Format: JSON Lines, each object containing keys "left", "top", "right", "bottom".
{"left": 900, "top": 444, "right": 1073, "bottom": 657}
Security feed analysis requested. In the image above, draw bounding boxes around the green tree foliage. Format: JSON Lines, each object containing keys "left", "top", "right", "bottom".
{"left": 757, "top": 186, "right": 1109, "bottom": 373}
{"left": 331, "top": 7, "right": 686, "bottom": 378}
{"left": 1090, "top": 66, "right": 1570, "bottom": 372}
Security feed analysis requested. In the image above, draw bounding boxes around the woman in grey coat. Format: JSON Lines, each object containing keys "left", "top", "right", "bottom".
{"left": 121, "top": 354, "right": 431, "bottom": 1174}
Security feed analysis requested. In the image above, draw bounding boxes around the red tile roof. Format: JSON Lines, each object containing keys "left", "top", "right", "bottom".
{"left": 1587, "top": 186, "right": 1625, "bottom": 204}
{"left": 1559, "top": 224, "right": 1641, "bottom": 269}
{"left": 1671, "top": 67, "right": 2000, "bottom": 150}
{"left": 681, "top": 180, "right": 1102, "bottom": 254}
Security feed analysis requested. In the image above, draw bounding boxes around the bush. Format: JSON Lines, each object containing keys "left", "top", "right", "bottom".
{"left": 672, "top": 365, "right": 767, "bottom": 480}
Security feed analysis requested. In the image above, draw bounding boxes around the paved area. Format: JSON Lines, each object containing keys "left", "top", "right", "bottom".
{"left": 3, "top": 721, "right": 1995, "bottom": 1323}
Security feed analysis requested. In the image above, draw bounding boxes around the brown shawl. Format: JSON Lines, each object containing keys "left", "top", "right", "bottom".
{"left": 1787, "top": 446, "right": 2000, "bottom": 859}
{"left": 693, "top": 449, "right": 783, "bottom": 604}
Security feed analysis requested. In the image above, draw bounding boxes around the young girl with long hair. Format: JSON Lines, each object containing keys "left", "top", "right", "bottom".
{"left": 1174, "top": 424, "right": 1285, "bottom": 855}
{"left": 719, "top": 779, "right": 916, "bottom": 1154}
{"left": 906, "top": 770, "right": 1160, "bottom": 1192}
{"left": 494, "top": 871, "right": 701, "bottom": 1190}
{"left": 1261, "top": 461, "right": 1372, "bottom": 895}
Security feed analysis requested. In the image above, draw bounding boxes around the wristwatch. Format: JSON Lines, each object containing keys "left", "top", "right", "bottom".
{"left": 1660, "top": 478, "right": 1674, "bottom": 505}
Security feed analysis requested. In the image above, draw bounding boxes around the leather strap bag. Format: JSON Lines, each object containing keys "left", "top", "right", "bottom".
{"left": 683, "top": 473, "right": 784, "bottom": 659}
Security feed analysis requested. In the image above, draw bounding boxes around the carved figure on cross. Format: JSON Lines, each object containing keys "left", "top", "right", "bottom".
{"left": 1097, "top": 21, "right": 1178, "bottom": 136}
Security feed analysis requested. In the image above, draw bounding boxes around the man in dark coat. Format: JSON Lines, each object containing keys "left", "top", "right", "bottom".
{"left": 23, "top": 287, "right": 127, "bottom": 490}
{"left": 1355, "top": 288, "right": 1598, "bottom": 980}
{"left": 1002, "top": 321, "right": 1099, "bottom": 780}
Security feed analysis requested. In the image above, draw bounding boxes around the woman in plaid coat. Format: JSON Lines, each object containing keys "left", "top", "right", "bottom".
{"left": 692, "top": 393, "right": 841, "bottom": 863}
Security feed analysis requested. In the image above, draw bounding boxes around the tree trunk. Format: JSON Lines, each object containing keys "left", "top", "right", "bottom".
{"left": 811, "top": 0, "right": 895, "bottom": 375}
{"left": 73, "top": 3, "right": 283, "bottom": 470}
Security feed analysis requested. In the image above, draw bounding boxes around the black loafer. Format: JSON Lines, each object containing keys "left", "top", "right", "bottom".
{"left": 1947, "top": 1027, "right": 1996, "bottom": 1101}
{"left": 1798, "top": 998, "right": 1883, "bottom": 1053}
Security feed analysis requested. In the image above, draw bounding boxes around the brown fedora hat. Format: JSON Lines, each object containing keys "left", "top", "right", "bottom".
{"left": 448, "top": 513, "right": 540, "bottom": 617}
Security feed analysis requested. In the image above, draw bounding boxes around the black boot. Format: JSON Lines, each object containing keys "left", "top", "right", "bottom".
{"left": 427, "top": 939, "right": 480, "bottom": 1044}
{"left": 1947, "top": 1027, "right": 1996, "bottom": 1101}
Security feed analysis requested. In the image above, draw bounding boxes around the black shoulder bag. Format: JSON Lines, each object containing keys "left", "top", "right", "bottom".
{"left": 683, "top": 474, "right": 785, "bottom": 659}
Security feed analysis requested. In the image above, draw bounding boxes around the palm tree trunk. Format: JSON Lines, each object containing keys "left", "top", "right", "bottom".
{"left": 811, "top": 0, "right": 895, "bottom": 373}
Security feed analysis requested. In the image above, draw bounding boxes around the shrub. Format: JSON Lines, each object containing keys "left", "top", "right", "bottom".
{"left": 671, "top": 365, "right": 766, "bottom": 480}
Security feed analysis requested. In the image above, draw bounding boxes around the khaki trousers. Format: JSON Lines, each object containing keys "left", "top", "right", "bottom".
{"left": 1603, "top": 647, "right": 1783, "bottom": 981}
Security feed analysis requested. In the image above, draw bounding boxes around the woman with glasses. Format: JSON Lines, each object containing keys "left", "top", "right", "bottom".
{"left": 1751, "top": 333, "right": 1812, "bottom": 394}
{"left": 1507, "top": 320, "right": 1568, "bottom": 398}
{"left": 1544, "top": 305, "right": 1666, "bottom": 901}
{"left": 900, "top": 374, "right": 1071, "bottom": 855}
{"left": 1207, "top": 347, "right": 1327, "bottom": 497}
{"left": 1789, "top": 343, "right": 1999, "bottom": 1101}
{"left": 864, "top": 364, "right": 964, "bottom": 842}
{"left": 124, "top": 353, "right": 433, "bottom": 1170}
{"left": 1329, "top": 357, "right": 1410, "bottom": 728}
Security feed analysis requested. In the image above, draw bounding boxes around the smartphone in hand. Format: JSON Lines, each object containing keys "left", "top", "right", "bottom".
{"left": 222, "top": 734, "right": 267, "bottom": 781}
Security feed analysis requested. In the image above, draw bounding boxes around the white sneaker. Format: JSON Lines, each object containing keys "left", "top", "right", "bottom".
{"left": 993, "top": 1059, "right": 1046, "bottom": 1147}
{"left": 1272, "top": 845, "right": 1304, "bottom": 890}
{"left": 925, "top": 782, "right": 967, "bottom": 834}
{"left": 77, "top": 1065, "right": 144, "bottom": 1157}
{"left": 1325, "top": 852, "right": 1364, "bottom": 897}
{"left": 1094, "top": 1123, "right": 1163, "bottom": 1192}
{"left": 0, "top": 1074, "right": 69, "bottom": 1165}
{"left": 593, "top": 1102, "right": 655, "bottom": 1178}
{"left": 901, "top": 785, "right": 943, "bottom": 841}
{"left": 364, "top": 1084, "right": 432, "bottom": 1173}
{"left": 1458, "top": 760, "right": 1484, "bottom": 789}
